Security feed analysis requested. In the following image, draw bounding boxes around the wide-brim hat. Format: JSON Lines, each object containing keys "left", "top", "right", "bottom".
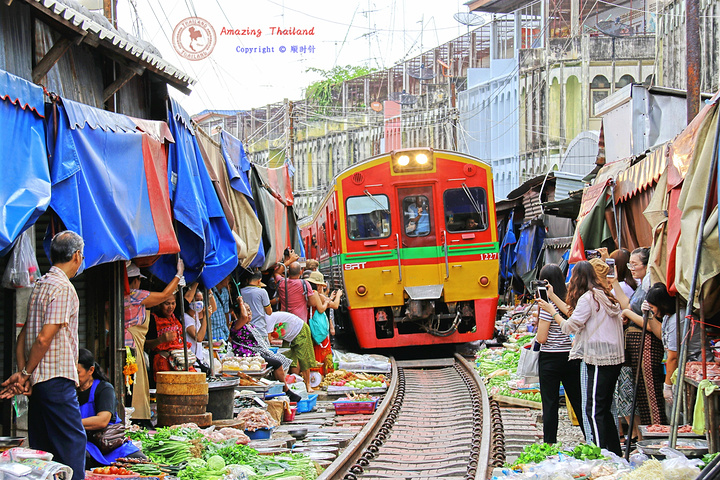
{"left": 307, "top": 271, "right": 327, "bottom": 286}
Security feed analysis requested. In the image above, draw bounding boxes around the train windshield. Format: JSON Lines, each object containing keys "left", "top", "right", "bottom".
{"left": 346, "top": 195, "right": 391, "bottom": 239}
{"left": 443, "top": 186, "right": 488, "bottom": 232}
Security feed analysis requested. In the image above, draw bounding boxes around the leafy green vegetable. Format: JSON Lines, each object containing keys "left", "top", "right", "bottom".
{"left": 701, "top": 452, "right": 719, "bottom": 468}
{"left": 509, "top": 443, "right": 563, "bottom": 467}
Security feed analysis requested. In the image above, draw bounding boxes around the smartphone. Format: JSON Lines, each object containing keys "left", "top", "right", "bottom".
{"left": 585, "top": 249, "right": 600, "bottom": 259}
{"left": 606, "top": 258, "right": 616, "bottom": 278}
{"left": 536, "top": 286, "right": 549, "bottom": 302}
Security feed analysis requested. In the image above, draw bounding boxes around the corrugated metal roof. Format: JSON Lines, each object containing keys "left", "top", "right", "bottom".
{"left": 20, "top": 0, "right": 195, "bottom": 91}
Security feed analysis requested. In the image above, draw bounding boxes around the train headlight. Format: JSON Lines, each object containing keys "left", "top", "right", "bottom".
{"left": 391, "top": 149, "right": 434, "bottom": 174}
{"left": 356, "top": 285, "right": 368, "bottom": 296}
{"left": 478, "top": 276, "right": 490, "bottom": 287}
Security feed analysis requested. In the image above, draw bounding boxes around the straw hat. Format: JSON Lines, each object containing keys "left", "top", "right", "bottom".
{"left": 307, "top": 271, "right": 327, "bottom": 286}
{"left": 589, "top": 257, "right": 610, "bottom": 278}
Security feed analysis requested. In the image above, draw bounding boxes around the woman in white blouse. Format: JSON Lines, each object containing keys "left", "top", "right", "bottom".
{"left": 538, "top": 260, "right": 624, "bottom": 455}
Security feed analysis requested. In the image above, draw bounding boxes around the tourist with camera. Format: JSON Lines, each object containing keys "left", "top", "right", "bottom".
{"left": 534, "top": 264, "right": 585, "bottom": 444}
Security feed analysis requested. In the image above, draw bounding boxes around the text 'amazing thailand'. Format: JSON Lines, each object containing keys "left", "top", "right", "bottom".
{"left": 220, "top": 27, "right": 316, "bottom": 38}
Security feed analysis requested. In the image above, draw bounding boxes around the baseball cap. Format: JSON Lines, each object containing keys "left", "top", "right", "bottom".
{"left": 126, "top": 262, "right": 146, "bottom": 279}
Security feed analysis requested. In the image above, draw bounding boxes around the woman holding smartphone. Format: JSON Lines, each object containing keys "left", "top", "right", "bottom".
{"left": 538, "top": 261, "right": 624, "bottom": 455}
{"left": 534, "top": 264, "right": 585, "bottom": 444}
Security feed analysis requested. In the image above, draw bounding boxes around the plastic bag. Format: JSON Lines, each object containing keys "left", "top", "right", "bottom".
{"left": 2, "top": 230, "right": 40, "bottom": 289}
{"left": 659, "top": 447, "right": 702, "bottom": 480}
{"left": 516, "top": 341, "right": 540, "bottom": 377}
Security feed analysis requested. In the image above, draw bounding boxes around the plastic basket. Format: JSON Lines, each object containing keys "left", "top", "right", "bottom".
{"left": 333, "top": 398, "right": 378, "bottom": 415}
{"left": 296, "top": 393, "right": 318, "bottom": 413}
{"left": 244, "top": 427, "right": 274, "bottom": 440}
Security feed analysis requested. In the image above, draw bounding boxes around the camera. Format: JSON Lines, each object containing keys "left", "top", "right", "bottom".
{"left": 585, "top": 249, "right": 601, "bottom": 259}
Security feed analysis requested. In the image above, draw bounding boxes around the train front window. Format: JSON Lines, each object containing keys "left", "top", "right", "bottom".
{"left": 443, "top": 186, "right": 488, "bottom": 232}
{"left": 346, "top": 195, "right": 391, "bottom": 240}
{"left": 401, "top": 195, "right": 432, "bottom": 237}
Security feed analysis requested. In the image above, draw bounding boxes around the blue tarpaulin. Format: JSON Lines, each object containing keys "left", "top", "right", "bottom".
{"left": 514, "top": 221, "right": 546, "bottom": 279}
{"left": 499, "top": 211, "right": 517, "bottom": 280}
{"left": 46, "top": 98, "right": 179, "bottom": 271}
{"left": 0, "top": 69, "right": 50, "bottom": 256}
{"left": 150, "top": 99, "right": 237, "bottom": 288}
{"left": 220, "top": 130, "right": 265, "bottom": 268}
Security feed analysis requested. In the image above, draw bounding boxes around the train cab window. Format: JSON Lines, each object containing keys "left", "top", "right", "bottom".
{"left": 443, "top": 186, "right": 488, "bottom": 232}
{"left": 346, "top": 195, "right": 391, "bottom": 240}
{"left": 401, "top": 195, "right": 432, "bottom": 237}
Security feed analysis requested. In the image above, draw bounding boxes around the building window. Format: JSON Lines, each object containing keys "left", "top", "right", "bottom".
{"left": 590, "top": 75, "right": 610, "bottom": 116}
{"left": 616, "top": 74, "right": 635, "bottom": 89}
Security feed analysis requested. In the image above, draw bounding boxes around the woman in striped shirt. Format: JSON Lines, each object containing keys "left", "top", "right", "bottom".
{"left": 535, "top": 264, "right": 585, "bottom": 444}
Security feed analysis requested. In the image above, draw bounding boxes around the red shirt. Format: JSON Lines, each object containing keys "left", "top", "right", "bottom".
{"left": 275, "top": 276, "right": 312, "bottom": 322}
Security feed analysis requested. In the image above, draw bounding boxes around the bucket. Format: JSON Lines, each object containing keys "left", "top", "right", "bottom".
{"left": 207, "top": 378, "right": 239, "bottom": 420}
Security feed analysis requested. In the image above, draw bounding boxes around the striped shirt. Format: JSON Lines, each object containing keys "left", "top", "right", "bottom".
{"left": 210, "top": 287, "right": 230, "bottom": 341}
{"left": 24, "top": 266, "right": 80, "bottom": 386}
{"left": 538, "top": 304, "right": 573, "bottom": 352}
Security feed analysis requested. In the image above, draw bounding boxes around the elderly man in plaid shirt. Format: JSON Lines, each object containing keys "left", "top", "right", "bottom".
{"left": 1, "top": 231, "right": 87, "bottom": 479}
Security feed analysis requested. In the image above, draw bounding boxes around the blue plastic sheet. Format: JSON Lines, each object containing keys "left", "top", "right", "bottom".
{"left": 150, "top": 99, "right": 237, "bottom": 288}
{"left": 46, "top": 99, "right": 179, "bottom": 271}
{"left": 0, "top": 69, "right": 50, "bottom": 255}
{"left": 514, "top": 221, "right": 546, "bottom": 279}
{"left": 499, "top": 211, "right": 517, "bottom": 280}
{"left": 219, "top": 130, "right": 264, "bottom": 268}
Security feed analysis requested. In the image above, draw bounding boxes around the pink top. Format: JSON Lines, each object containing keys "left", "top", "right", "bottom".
{"left": 124, "top": 289, "right": 150, "bottom": 347}
{"left": 275, "top": 276, "right": 312, "bottom": 322}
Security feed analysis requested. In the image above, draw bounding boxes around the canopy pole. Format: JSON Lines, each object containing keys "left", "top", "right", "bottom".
{"left": 204, "top": 287, "right": 215, "bottom": 377}
{"left": 625, "top": 310, "right": 650, "bottom": 460}
{"left": 670, "top": 106, "right": 720, "bottom": 447}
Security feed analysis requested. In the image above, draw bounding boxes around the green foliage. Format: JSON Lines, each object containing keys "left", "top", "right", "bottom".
{"left": 305, "top": 65, "right": 376, "bottom": 113}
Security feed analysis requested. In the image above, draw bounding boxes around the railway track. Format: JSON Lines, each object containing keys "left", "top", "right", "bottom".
{"left": 319, "top": 354, "right": 503, "bottom": 480}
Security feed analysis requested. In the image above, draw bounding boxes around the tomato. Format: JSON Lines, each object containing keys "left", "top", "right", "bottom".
{"left": 108, "top": 467, "right": 119, "bottom": 475}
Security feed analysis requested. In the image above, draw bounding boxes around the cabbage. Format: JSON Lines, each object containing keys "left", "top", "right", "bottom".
{"left": 207, "top": 455, "right": 226, "bottom": 472}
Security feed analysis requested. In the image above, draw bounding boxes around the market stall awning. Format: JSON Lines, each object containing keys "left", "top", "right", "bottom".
{"left": 250, "top": 164, "right": 301, "bottom": 270}
{"left": 220, "top": 130, "right": 265, "bottom": 268}
{"left": 568, "top": 180, "right": 614, "bottom": 263}
{"left": 196, "top": 129, "right": 264, "bottom": 269}
{"left": 46, "top": 97, "right": 179, "bottom": 270}
{"left": 614, "top": 144, "right": 669, "bottom": 203}
{"left": 150, "top": 99, "right": 237, "bottom": 288}
{"left": 0, "top": 69, "right": 50, "bottom": 255}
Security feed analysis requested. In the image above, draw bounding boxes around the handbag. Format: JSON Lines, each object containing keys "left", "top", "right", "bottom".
{"left": 309, "top": 309, "right": 330, "bottom": 345}
{"left": 517, "top": 340, "right": 540, "bottom": 378}
{"left": 88, "top": 422, "right": 128, "bottom": 454}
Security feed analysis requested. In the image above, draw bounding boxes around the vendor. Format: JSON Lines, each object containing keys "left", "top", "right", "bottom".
{"left": 124, "top": 260, "right": 184, "bottom": 428}
{"left": 229, "top": 296, "right": 302, "bottom": 402}
{"left": 77, "top": 349, "right": 145, "bottom": 467}
{"left": 182, "top": 282, "right": 216, "bottom": 373}
{"left": 145, "top": 298, "right": 195, "bottom": 380}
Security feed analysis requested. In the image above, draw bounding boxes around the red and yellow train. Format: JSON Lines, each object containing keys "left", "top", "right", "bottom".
{"left": 299, "top": 148, "right": 499, "bottom": 349}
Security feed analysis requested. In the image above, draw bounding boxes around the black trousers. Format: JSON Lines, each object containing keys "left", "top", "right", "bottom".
{"left": 586, "top": 363, "right": 622, "bottom": 455}
{"left": 538, "top": 351, "right": 585, "bottom": 444}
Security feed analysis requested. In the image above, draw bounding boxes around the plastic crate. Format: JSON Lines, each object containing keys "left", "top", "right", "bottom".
{"left": 333, "top": 398, "right": 378, "bottom": 415}
{"left": 244, "top": 427, "right": 274, "bottom": 440}
{"left": 296, "top": 393, "right": 318, "bottom": 413}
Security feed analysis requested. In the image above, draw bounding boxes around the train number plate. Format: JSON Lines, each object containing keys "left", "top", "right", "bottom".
{"left": 480, "top": 252, "right": 498, "bottom": 261}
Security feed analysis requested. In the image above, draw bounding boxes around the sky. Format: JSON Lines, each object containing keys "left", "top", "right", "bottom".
{"left": 115, "top": 0, "right": 482, "bottom": 115}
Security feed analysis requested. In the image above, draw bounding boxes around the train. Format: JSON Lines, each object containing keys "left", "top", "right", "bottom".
{"left": 298, "top": 148, "right": 499, "bottom": 349}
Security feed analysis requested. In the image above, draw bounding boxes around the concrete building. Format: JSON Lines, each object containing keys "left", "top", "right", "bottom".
{"left": 468, "top": 0, "right": 657, "bottom": 185}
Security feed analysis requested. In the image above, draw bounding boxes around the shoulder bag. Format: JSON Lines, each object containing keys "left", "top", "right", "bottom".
{"left": 88, "top": 422, "right": 128, "bottom": 454}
